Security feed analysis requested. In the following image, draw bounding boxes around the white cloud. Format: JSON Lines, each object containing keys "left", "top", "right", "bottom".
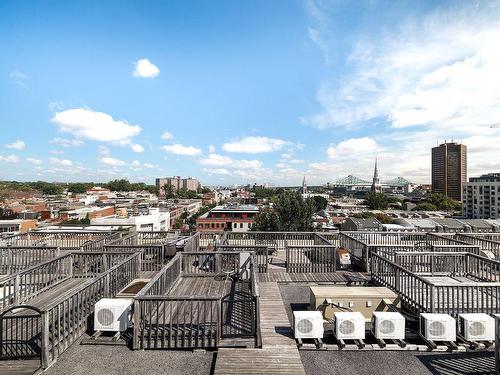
{"left": 133, "top": 58, "right": 160, "bottom": 78}
{"left": 161, "top": 144, "right": 201, "bottom": 156}
{"left": 203, "top": 168, "right": 231, "bottom": 176}
{"left": 99, "top": 157, "right": 125, "bottom": 166}
{"left": 327, "top": 137, "right": 379, "bottom": 159}
{"left": 49, "top": 157, "right": 73, "bottom": 166}
{"left": 51, "top": 137, "right": 84, "bottom": 148}
{"left": 222, "top": 136, "right": 291, "bottom": 153}
{"left": 98, "top": 146, "right": 110, "bottom": 156}
{"left": 199, "top": 153, "right": 262, "bottom": 170}
{"left": 48, "top": 101, "right": 64, "bottom": 111}
{"left": 130, "top": 143, "right": 144, "bottom": 153}
{"left": 49, "top": 150, "right": 64, "bottom": 155}
{"left": 300, "top": 2, "right": 500, "bottom": 182}
{"left": 0, "top": 155, "right": 20, "bottom": 163}
{"left": 6, "top": 140, "right": 25, "bottom": 150}
{"left": 289, "top": 159, "right": 304, "bottom": 164}
{"left": 51, "top": 108, "right": 141, "bottom": 148}
{"left": 208, "top": 144, "right": 216, "bottom": 153}
{"left": 161, "top": 131, "right": 173, "bottom": 140}
{"left": 26, "top": 158, "right": 42, "bottom": 165}
{"left": 9, "top": 69, "right": 27, "bottom": 80}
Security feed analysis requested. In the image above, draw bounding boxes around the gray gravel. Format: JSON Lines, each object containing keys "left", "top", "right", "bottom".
{"left": 45, "top": 334, "right": 216, "bottom": 375}
{"left": 300, "top": 350, "right": 495, "bottom": 375}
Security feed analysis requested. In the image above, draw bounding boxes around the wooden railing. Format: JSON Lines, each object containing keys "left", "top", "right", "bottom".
{"left": 342, "top": 231, "right": 428, "bottom": 245}
{"left": 223, "top": 231, "right": 321, "bottom": 247}
{"left": 339, "top": 232, "right": 369, "bottom": 270}
{"left": 285, "top": 242, "right": 336, "bottom": 273}
{"left": 0, "top": 252, "right": 138, "bottom": 312}
{"left": 216, "top": 245, "right": 271, "bottom": 273}
{"left": 41, "top": 252, "right": 140, "bottom": 368}
{"left": 496, "top": 316, "right": 500, "bottom": 375}
{"left": 133, "top": 251, "right": 259, "bottom": 350}
{"left": 0, "top": 246, "right": 60, "bottom": 275}
{"left": 0, "top": 231, "right": 114, "bottom": 250}
{"left": 454, "top": 233, "right": 500, "bottom": 258}
{"left": 371, "top": 252, "right": 500, "bottom": 317}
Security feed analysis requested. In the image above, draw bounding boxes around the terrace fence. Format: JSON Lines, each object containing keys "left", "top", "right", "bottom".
{"left": 133, "top": 251, "right": 260, "bottom": 350}
{"left": 102, "top": 231, "right": 184, "bottom": 271}
{"left": 0, "top": 246, "right": 60, "bottom": 275}
{"left": 0, "top": 231, "right": 116, "bottom": 250}
{"left": 371, "top": 251, "right": 500, "bottom": 317}
{"left": 454, "top": 233, "right": 500, "bottom": 259}
{"left": 0, "top": 252, "right": 141, "bottom": 368}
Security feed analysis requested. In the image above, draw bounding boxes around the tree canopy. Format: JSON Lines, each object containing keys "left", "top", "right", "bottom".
{"left": 364, "top": 192, "right": 389, "bottom": 210}
{"left": 252, "top": 191, "right": 314, "bottom": 231}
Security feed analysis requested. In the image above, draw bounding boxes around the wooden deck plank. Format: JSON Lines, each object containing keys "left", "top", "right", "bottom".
{"left": 214, "top": 282, "right": 306, "bottom": 375}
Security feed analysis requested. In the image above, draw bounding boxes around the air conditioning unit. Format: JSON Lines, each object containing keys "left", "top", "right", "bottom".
{"left": 372, "top": 311, "right": 405, "bottom": 340}
{"left": 420, "top": 313, "right": 456, "bottom": 342}
{"left": 333, "top": 312, "right": 365, "bottom": 340}
{"left": 458, "top": 313, "right": 495, "bottom": 341}
{"left": 293, "top": 311, "right": 324, "bottom": 339}
{"left": 94, "top": 298, "right": 133, "bottom": 332}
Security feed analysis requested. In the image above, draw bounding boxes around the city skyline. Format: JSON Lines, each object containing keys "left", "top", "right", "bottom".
{"left": 1, "top": 0, "right": 500, "bottom": 185}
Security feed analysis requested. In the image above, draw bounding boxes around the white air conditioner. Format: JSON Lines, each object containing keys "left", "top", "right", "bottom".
{"left": 420, "top": 313, "right": 456, "bottom": 342}
{"left": 458, "top": 313, "right": 495, "bottom": 341}
{"left": 333, "top": 312, "right": 365, "bottom": 340}
{"left": 94, "top": 298, "right": 133, "bottom": 332}
{"left": 293, "top": 311, "right": 324, "bottom": 339}
{"left": 372, "top": 311, "right": 405, "bottom": 340}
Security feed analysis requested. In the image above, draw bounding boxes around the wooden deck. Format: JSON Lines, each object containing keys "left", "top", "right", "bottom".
{"left": 0, "top": 359, "right": 40, "bottom": 375}
{"left": 168, "top": 275, "right": 232, "bottom": 298}
{"left": 259, "top": 270, "right": 369, "bottom": 284}
{"left": 214, "top": 282, "right": 305, "bottom": 374}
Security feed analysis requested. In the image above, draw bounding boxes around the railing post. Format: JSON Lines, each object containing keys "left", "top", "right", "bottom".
{"left": 132, "top": 300, "right": 141, "bottom": 350}
{"left": 41, "top": 311, "right": 50, "bottom": 369}
{"left": 14, "top": 275, "right": 20, "bottom": 305}
{"left": 216, "top": 299, "right": 222, "bottom": 347}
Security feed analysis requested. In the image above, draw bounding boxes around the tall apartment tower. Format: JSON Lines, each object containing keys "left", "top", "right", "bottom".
{"left": 431, "top": 142, "right": 467, "bottom": 201}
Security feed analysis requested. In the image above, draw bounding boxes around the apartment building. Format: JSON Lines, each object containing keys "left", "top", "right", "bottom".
{"left": 462, "top": 173, "right": 500, "bottom": 219}
{"left": 91, "top": 207, "right": 170, "bottom": 231}
{"left": 196, "top": 204, "right": 258, "bottom": 232}
{"left": 60, "top": 206, "right": 115, "bottom": 221}
{"left": 431, "top": 141, "right": 467, "bottom": 201}
{"left": 156, "top": 176, "right": 200, "bottom": 195}
{"left": 0, "top": 219, "right": 37, "bottom": 235}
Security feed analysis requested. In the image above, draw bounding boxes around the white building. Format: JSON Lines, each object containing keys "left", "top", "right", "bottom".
{"left": 463, "top": 173, "right": 500, "bottom": 219}
{"left": 91, "top": 208, "right": 170, "bottom": 231}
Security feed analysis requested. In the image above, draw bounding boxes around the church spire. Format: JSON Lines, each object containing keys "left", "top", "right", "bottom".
{"left": 371, "top": 157, "right": 381, "bottom": 193}
{"left": 302, "top": 175, "right": 308, "bottom": 194}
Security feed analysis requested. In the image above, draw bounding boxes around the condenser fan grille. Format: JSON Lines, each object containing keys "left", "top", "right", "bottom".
{"left": 339, "top": 320, "right": 355, "bottom": 335}
{"left": 469, "top": 321, "right": 485, "bottom": 337}
{"left": 428, "top": 321, "right": 445, "bottom": 337}
{"left": 97, "top": 308, "right": 115, "bottom": 327}
{"left": 297, "top": 319, "right": 313, "bottom": 334}
{"left": 379, "top": 319, "right": 395, "bottom": 334}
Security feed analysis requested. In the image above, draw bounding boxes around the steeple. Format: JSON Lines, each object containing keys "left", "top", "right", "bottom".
{"left": 302, "top": 175, "right": 308, "bottom": 194}
{"left": 371, "top": 157, "right": 381, "bottom": 193}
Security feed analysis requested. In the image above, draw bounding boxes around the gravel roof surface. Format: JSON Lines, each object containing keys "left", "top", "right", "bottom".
{"left": 45, "top": 334, "right": 216, "bottom": 375}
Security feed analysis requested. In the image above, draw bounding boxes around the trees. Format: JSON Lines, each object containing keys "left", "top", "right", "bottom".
{"left": 32, "top": 181, "right": 64, "bottom": 196}
{"left": 364, "top": 192, "right": 389, "bottom": 210}
{"left": 310, "top": 196, "right": 328, "bottom": 212}
{"left": 413, "top": 193, "right": 461, "bottom": 212}
{"left": 252, "top": 191, "right": 314, "bottom": 231}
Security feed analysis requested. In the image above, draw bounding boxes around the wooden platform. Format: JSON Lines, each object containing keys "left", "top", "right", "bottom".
{"left": 0, "top": 359, "right": 40, "bottom": 375}
{"left": 214, "top": 282, "right": 305, "bottom": 374}
{"left": 258, "top": 270, "right": 369, "bottom": 284}
{"left": 168, "top": 275, "right": 233, "bottom": 298}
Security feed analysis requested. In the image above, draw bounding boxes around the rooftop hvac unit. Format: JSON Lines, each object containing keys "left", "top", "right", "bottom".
{"left": 371, "top": 311, "right": 405, "bottom": 340}
{"left": 420, "top": 313, "right": 456, "bottom": 342}
{"left": 333, "top": 312, "right": 365, "bottom": 340}
{"left": 458, "top": 313, "right": 495, "bottom": 341}
{"left": 94, "top": 298, "right": 133, "bottom": 332}
{"left": 293, "top": 311, "right": 324, "bottom": 339}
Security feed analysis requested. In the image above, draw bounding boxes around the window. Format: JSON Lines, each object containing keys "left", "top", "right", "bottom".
{"left": 240, "top": 223, "right": 243, "bottom": 228}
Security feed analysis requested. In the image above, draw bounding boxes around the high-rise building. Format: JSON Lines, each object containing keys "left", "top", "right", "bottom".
{"left": 156, "top": 176, "right": 200, "bottom": 195}
{"left": 462, "top": 173, "right": 500, "bottom": 219}
{"left": 431, "top": 142, "right": 467, "bottom": 201}
{"left": 371, "top": 158, "right": 382, "bottom": 193}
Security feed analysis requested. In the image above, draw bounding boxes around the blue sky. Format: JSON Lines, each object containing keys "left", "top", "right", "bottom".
{"left": 1, "top": 0, "right": 500, "bottom": 186}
